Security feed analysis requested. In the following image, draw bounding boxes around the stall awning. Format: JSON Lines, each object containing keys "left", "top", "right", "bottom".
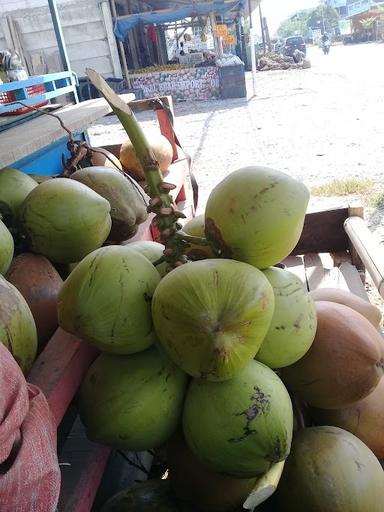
{"left": 114, "top": 1, "right": 241, "bottom": 41}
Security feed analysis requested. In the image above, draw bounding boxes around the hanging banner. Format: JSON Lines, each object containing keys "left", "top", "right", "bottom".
{"left": 130, "top": 67, "right": 220, "bottom": 101}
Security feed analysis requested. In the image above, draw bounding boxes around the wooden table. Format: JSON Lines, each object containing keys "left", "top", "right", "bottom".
{"left": 0, "top": 94, "right": 135, "bottom": 173}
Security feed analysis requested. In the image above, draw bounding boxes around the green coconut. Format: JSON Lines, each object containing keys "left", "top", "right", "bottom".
{"left": 126, "top": 240, "right": 167, "bottom": 277}
{"left": 80, "top": 347, "right": 187, "bottom": 450}
{"left": 19, "top": 178, "right": 112, "bottom": 263}
{"left": 274, "top": 426, "right": 384, "bottom": 512}
{"left": 0, "top": 167, "right": 37, "bottom": 221}
{"left": 167, "top": 430, "right": 257, "bottom": 512}
{"left": 58, "top": 245, "right": 160, "bottom": 354}
{"left": 183, "top": 359, "right": 293, "bottom": 478}
{"left": 205, "top": 166, "right": 309, "bottom": 269}
{"left": 256, "top": 267, "right": 317, "bottom": 368}
{"left": 0, "top": 219, "right": 14, "bottom": 275}
{"left": 71, "top": 166, "right": 148, "bottom": 242}
{"left": 183, "top": 214, "right": 215, "bottom": 260}
{"left": 152, "top": 259, "right": 275, "bottom": 381}
{"left": 100, "top": 479, "right": 179, "bottom": 512}
{"left": 0, "top": 275, "right": 38, "bottom": 373}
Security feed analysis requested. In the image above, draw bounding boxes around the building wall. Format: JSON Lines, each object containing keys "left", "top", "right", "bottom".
{"left": 0, "top": 0, "right": 122, "bottom": 78}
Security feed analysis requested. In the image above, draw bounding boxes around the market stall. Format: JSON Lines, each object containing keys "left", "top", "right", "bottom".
{"left": 113, "top": 0, "right": 248, "bottom": 100}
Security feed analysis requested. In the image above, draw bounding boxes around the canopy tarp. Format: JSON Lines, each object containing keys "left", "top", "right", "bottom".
{"left": 114, "top": 1, "right": 240, "bottom": 41}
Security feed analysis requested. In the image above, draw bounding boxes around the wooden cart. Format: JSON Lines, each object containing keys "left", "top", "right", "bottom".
{"left": 3, "top": 96, "right": 384, "bottom": 510}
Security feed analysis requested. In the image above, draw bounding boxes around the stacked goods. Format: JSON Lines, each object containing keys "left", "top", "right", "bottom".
{"left": 0, "top": 144, "right": 156, "bottom": 373}
{"left": 258, "top": 52, "right": 310, "bottom": 72}
{"left": 53, "top": 149, "right": 384, "bottom": 509}
{"left": 131, "top": 64, "right": 191, "bottom": 74}
{"left": 2, "top": 76, "right": 384, "bottom": 510}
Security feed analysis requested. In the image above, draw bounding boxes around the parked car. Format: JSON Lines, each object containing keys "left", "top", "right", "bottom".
{"left": 283, "top": 36, "right": 307, "bottom": 58}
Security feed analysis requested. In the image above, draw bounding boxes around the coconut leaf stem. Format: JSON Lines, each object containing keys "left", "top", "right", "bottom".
{"left": 85, "top": 68, "right": 194, "bottom": 267}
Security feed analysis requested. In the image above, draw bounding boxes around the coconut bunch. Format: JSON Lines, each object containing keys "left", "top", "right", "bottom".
{"left": 54, "top": 165, "right": 298, "bottom": 510}
{"left": 55, "top": 161, "right": 384, "bottom": 512}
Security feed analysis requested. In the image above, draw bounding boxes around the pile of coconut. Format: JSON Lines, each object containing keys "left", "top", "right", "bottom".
{"left": 258, "top": 51, "right": 311, "bottom": 71}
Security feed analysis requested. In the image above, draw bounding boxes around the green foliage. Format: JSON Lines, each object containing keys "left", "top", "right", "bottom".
{"left": 277, "top": 10, "right": 310, "bottom": 38}
{"left": 308, "top": 5, "right": 339, "bottom": 32}
{"left": 277, "top": 4, "right": 340, "bottom": 38}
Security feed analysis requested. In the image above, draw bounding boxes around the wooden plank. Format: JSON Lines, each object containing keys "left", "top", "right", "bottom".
{"left": 127, "top": 96, "right": 173, "bottom": 114}
{"left": 58, "top": 418, "right": 110, "bottom": 512}
{"left": 304, "top": 253, "right": 349, "bottom": 291}
{"left": 348, "top": 205, "right": 365, "bottom": 272}
{"left": 281, "top": 255, "right": 307, "bottom": 288}
{"left": 339, "top": 261, "right": 369, "bottom": 301}
{"left": 291, "top": 207, "right": 350, "bottom": 255}
{"left": 0, "top": 94, "right": 135, "bottom": 169}
{"left": 28, "top": 328, "right": 98, "bottom": 426}
{"left": 344, "top": 216, "right": 384, "bottom": 298}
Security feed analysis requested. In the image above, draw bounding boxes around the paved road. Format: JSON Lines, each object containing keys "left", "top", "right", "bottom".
{"left": 89, "top": 43, "right": 384, "bottom": 213}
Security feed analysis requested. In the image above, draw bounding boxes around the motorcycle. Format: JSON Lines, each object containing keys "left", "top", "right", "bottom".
{"left": 322, "top": 40, "right": 330, "bottom": 55}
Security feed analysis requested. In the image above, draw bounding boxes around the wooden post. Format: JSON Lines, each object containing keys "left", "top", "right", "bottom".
{"left": 109, "top": 0, "right": 131, "bottom": 87}
{"left": 210, "top": 12, "right": 223, "bottom": 58}
{"left": 263, "top": 17, "right": 272, "bottom": 52}
{"left": 344, "top": 215, "right": 384, "bottom": 298}
{"left": 100, "top": 0, "right": 123, "bottom": 78}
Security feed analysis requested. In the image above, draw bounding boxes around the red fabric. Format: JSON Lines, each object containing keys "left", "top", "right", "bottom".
{"left": 0, "top": 344, "right": 61, "bottom": 512}
{"left": 147, "top": 25, "right": 157, "bottom": 43}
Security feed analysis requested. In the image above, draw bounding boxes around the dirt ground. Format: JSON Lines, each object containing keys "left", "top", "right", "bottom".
{"left": 89, "top": 42, "right": 384, "bottom": 216}
{"left": 88, "top": 42, "right": 384, "bottom": 308}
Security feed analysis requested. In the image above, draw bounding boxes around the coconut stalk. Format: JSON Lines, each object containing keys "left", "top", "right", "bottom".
{"left": 85, "top": 68, "right": 213, "bottom": 267}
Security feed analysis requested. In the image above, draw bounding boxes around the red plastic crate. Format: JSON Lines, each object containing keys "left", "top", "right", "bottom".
{"left": 0, "top": 83, "right": 48, "bottom": 116}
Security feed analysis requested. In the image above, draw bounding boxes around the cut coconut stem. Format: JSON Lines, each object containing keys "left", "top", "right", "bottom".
{"left": 85, "top": 69, "right": 200, "bottom": 267}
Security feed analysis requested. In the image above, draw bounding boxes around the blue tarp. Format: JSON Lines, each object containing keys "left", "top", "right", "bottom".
{"left": 114, "top": 1, "right": 240, "bottom": 41}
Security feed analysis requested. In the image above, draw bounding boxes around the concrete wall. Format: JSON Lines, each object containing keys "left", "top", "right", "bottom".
{"left": 0, "top": 0, "right": 122, "bottom": 78}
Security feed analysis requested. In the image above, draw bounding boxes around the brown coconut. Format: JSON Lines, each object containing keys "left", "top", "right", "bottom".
{"left": 280, "top": 301, "right": 384, "bottom": 409}
{"left": 88, "top": 147, "right": 123, "bottom": 170}
{"left": 310, "top": 376, "right": 384, "bottom": 459}
{"left": 6, "top": 253, "right": 63, "bottom": 352}
{"left": 166, "top": 430, "right": 256, "bottom": 512}
{"left": 309, "top": 288, "right": 382, "bottom": 328}
{"left": 119, "top": 134, "right": 173, "bottom": 180}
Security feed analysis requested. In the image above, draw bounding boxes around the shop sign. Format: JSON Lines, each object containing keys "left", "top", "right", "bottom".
{"left": 130, "top": 67, "right": 220, "bottom": 101}
{"left": 223, "top": 35, "right": 236, "bottom": 45}
{"left": 347, "top": 0, "right": 370, "bottom": 16}
{"left": 215, "top": 24, "right": 228, "bottom": 37}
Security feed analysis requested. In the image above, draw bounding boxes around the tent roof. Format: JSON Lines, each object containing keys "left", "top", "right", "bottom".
{"left": 114, "top": 1, "right": 244, "bottom": 41}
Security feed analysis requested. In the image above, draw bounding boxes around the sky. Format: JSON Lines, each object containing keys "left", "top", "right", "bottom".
{"left": 255, "top": 0, "right": 320, "bottom": 35}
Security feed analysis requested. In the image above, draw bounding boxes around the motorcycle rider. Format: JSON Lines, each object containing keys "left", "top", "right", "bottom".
{"left": 321, "top": 33, "right": 331, "bottom": 53}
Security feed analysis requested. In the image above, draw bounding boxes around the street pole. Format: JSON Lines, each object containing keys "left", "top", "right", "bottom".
{"left": 250, "top": 30, "right": 257, "bottom": 97}
{"left": 321, "top": 0, "right": 326, "bottom": 33}
{"left": 259, "top": 4, "right": 266, "bottom": 53}
{"left": 47, "top": 0, "right": 78, "bottom": 103}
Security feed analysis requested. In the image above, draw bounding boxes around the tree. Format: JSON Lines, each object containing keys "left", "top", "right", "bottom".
{"left": 277, "top": 10, "right": 311, "bottom": 38}
{"left": 307, "top": 4, "right": 339, "bottom": 34}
